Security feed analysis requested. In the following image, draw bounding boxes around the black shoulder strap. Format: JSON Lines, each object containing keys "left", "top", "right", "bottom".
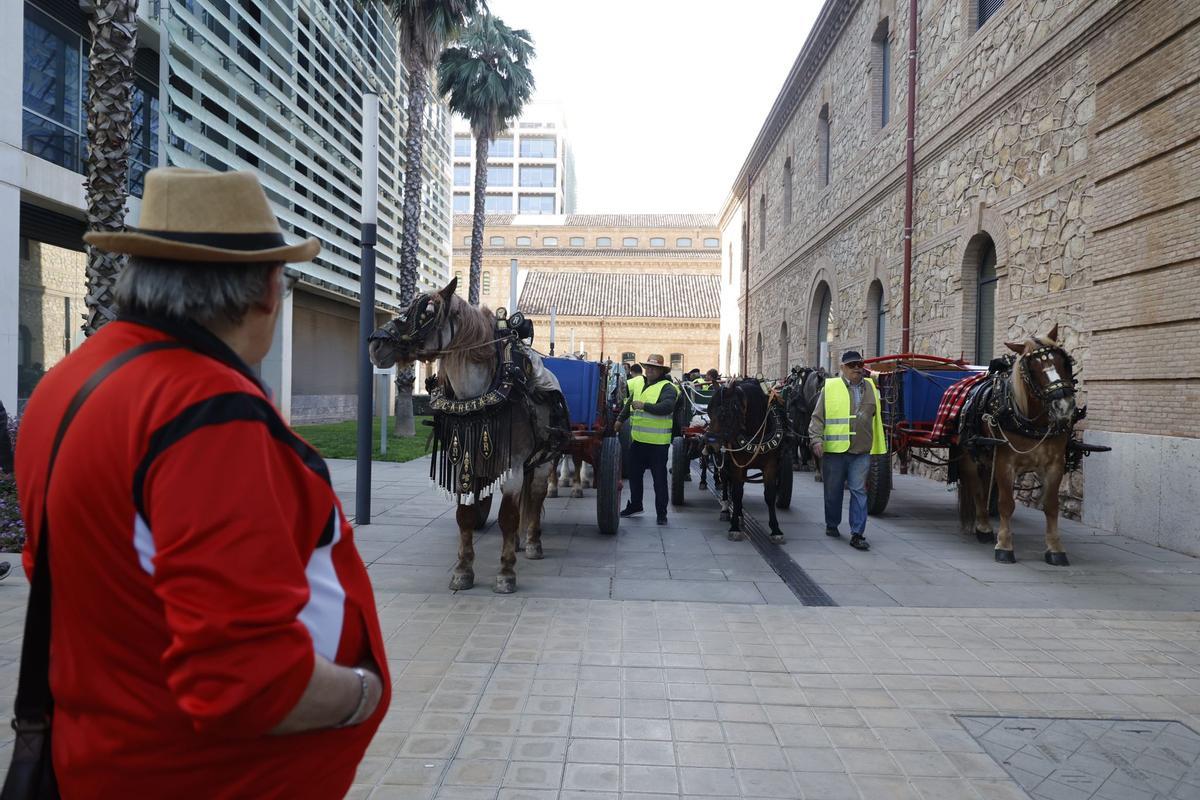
{"left": 14, "top": 341, "right": 183, "bottom": 722}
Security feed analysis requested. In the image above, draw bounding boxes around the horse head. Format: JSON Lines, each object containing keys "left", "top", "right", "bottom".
{"left": 1004, "top": 324, "right": 1077, "bottom": 427}
{"left": 710, "top": 378, "right": 769, "bottom": 445}
{"left": 369, "top": 278, "right": 460, "bottom": 367}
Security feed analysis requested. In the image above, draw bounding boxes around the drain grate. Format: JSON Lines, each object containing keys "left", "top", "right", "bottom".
{"left": 697, "top": 467, "right": 836, "bottom": 607}
{"left": 959, "top": 715, "right": 1200, "bottom": 800}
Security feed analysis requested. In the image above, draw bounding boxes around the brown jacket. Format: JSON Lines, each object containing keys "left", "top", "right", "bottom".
{"left": 808, "top": 377, "right": 880, "bottom": 455}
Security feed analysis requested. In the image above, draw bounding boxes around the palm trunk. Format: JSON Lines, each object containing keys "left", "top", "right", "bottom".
{"left": 82, "top": 0, "right": 139, "bottom": 337}
{"left": 468, "top": 134, "right": 490, "bottom": 305}
{"left": 394, "top": 55, "right": 430, "bottom": 437}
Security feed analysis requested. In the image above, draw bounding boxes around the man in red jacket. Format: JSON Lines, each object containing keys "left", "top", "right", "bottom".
{"left": 14, "top": 168, "right": 388, "bottom": 798}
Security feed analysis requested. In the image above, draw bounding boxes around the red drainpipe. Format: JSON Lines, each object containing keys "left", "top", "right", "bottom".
{"left": 901, "top": 0, "right": 918, "bottom": 353}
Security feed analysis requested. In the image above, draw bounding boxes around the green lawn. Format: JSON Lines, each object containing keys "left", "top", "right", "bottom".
{"left": 294, "top": 417, "right": 432, "bottom": 463}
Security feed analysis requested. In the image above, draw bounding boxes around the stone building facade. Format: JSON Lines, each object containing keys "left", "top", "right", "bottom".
{"left": 452, "top": 214, "right": 722, "bottom": 371}
{"left": 721, "top": 0, "right": 1200, "bottom": 554}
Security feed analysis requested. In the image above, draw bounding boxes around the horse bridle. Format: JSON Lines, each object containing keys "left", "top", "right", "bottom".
{"left": 369, "top": 293, "right": 456, "bottom": 359}
{"left": 1019, "top": 344, "right": 1077, "bottom": 403}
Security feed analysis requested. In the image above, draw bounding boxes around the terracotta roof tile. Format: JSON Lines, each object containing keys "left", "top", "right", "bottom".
{"left": 518, "top": 271, "right": 721, "bottom": 319}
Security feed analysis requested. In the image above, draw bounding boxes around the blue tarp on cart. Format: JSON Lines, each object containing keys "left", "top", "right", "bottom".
{"left": 901, "top": 369, "right": 976, "bottom": 424}
{"left": 543, "top": 357, "right": 600, "bottom": 427}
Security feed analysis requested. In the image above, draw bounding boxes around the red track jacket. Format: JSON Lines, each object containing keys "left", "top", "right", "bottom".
{"left": 15, "top": 315, "right": 390, "bottom": 798}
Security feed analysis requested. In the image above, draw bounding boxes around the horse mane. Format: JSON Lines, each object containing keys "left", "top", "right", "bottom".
{"left": 440, "top": 293, "right": 497, "bottom": 377}
{"left": 1008, "top": 333, "right": 1055, "bottom": 418}
{"left": 736, "top": 378, "right": 769, "bottom": 432}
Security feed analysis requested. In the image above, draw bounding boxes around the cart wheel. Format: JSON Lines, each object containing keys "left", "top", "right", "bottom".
{"left": 473, "top": 494, "right": 493, "bottom": 530}
{"left": 866, "top": 453, "right": 891, "bottom": 515}
{"left": 596, "top": 435, "right": 621, "bottom": 536}
{"left": 776, "top": 446, "right": 793, "bottom": 509}
{"left": 671, "top": 436, "right": 687, "bottom": 506}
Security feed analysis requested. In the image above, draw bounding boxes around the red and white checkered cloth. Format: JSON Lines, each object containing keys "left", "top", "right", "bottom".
{"left": 929, "top": 373, "right": 988, "bottom": 443}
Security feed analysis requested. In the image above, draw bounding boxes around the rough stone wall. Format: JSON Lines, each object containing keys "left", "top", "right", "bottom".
{"left": 17, "top": 241, "right": 86, "bottom": 398}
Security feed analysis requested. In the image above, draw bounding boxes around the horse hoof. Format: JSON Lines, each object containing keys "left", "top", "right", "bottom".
{"left": 494, "top": 576, "right": 516, "bottom": 594}
{"left": 524, "top": 542, "right": 544, "bottom": 560}
{"left": 699, "top": 482, "right": 708, "bottom": 490}
{"left": 814, "top": 474, "right": 823, "bottom": 483}
{"left": 570, "top": 489, "right": 584, "bottom": 499}
{"left": 994, "top": 549, "right": 1016, "bottom": 564}
{"left": 975, "top": 530, "right": 995, "bottom": 544}
{"left": 770, "top": 533, "right": 785, "bottom": 545}
{"left": 547, "top": 487, "right": 559, "bottom": 498}
{"left": 719, "top": 510, "right": 730, "bottom": 521}
{"left": 449, "top": 572, "right": 474, "bottom": 591}
{"left": 1044, "top": 551, "right": 1070, "bottom": 567}
{"left": 727, "top": 531, "right": 745, "bottom": 542}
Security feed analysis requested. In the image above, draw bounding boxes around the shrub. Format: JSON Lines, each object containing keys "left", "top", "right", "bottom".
{"left": 0, "top": 412, "right": 25, "bottom": 553}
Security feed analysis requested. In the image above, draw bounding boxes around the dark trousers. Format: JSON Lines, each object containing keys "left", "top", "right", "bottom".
{"left": 628, "top": 440, "right": 669, "bottom": 517}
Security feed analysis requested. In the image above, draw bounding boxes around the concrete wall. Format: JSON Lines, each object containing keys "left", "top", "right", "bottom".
{"left": 291, "top": 290, "right": 359, "bottom": 424}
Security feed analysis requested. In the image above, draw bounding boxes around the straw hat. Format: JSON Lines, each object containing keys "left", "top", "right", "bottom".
{"left": 640, "top": 354, "right": 667, "bottom": 369}
{"left": 83, "top": 168, "right": 320, "bottom": 263}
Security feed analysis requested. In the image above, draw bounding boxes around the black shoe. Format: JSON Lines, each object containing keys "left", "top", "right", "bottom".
{"left": 656, "top": 516, "right": 668, "bottom": 526}
{"left": 825, "top": 527, "right": 841, "bottom": 538}
{"left": 849, "top": 534, "right": 871, "bottom": 551}
{"left": 620, "top": 504, "right": 644, "bottom": 517}
{"left": 0, "top": 562, "right": 10, "bottom": 580}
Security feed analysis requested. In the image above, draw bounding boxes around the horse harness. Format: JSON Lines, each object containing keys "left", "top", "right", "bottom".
{"left": 711, "top": 381, "right": 787, "bottom": 470}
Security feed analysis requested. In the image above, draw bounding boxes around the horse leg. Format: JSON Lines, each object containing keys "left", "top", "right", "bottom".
{"left": 1041, "top": 463, "right": 1070, "bottom": 566}
{"left": 763, "top": 460, "right": 784, "bottom": 543}
{"left": 496, "top": 490, "right": 521, "bottom": 593}
{"left": 993, "top": 456, "right": 1018, "bottom": 564}
{"left": 570, "top": 454, "right": 585, "bottom": 498}
{"left": 581, "top": 457, "right": 594, "bottom": 490}
{"left": 450, "top": 502, "right": 477, "bottom": 590}
{"left": 523, "top": 466, "right": 550, "bottom": 560}
{"left": 958, "top": 453, "right": 995, "bottom": 543}
{"left": 547, "top": 456, "right": 561, "bottom": 499}
{"left": 728, "top": 470, "right": 746, "bottom": 542}
{"left": 718, "top": 463, "right": 731, "bottom": 521}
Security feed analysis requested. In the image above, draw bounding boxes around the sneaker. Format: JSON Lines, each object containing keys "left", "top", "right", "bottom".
{"left": 825, "top": 527, "right": 841, "bottom": 538}
{"left": 620, "top": 504, "right": 644, "bottom": 517}
{"left": 656, "top": 516, "right": 668, "bottom": 526}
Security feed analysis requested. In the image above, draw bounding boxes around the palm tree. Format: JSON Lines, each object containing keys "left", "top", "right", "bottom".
{"left": 438, "top": 14, "right": 534, "bottom": 306}
{"left": 378, "top": 0, "right": 482, "bottom": 435}
{"left": 81, "top": 0, "right": 140, "bottom": 336}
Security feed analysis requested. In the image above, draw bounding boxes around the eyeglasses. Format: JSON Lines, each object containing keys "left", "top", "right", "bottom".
{"left": 844, "top": 362, "right": 865, "bottom": 370}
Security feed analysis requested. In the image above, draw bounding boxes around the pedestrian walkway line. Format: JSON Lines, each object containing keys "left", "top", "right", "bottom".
{"left": 697, "top": 465, "right": 838, "bottom": 607}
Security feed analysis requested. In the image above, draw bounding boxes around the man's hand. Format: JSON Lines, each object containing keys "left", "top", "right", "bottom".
{"left": 632, "top": 401, "right": 645, "bottom": 410}
{"left": 614, "top": 420, "right": 623, "bottom": 432}
{"left": 811, "top": 442, "right": 823, "bottom": 458}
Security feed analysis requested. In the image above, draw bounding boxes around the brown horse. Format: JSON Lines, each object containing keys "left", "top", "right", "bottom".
{"left": 957, "top": 325, "right": 1079, "bottom": 565}
{"left": 708, "top": 379, "right": 786, "bottom": 543}
{"left": 369, "top": 279, "right": 562, "bottom": 593}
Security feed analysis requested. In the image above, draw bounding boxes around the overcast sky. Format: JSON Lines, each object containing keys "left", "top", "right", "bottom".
{"left": 483, "top": 0, "right": 823, "bottom": 215}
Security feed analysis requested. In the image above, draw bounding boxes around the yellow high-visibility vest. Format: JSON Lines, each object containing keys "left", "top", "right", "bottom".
{"left": 822, "top": 377, "right": 886, "bottom": 455}
{"left": 631, "top": 379, "right": 673, "bottom": 445}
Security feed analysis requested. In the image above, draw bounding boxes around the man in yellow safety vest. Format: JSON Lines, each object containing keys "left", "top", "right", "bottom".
{"left": 614, "top": 354, "right": 677, "bottom": 525}
{"left": 808, "top": 350, "right": 886, "bottom": 551}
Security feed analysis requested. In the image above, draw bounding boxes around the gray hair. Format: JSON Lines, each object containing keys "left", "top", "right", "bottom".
{"left": 115, "top": 256, "right": 281, "bottom": 327}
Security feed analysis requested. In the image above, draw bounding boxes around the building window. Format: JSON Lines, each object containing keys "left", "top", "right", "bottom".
{"left": 622, "top": 352, "right": 636, "bottom": 364}
{"left": 454, "top": 269, "right": 463, "bottom": 283}
{"left": 482, "top": 271, "right": 492, "bottom": 293}
{"left": 519, "top": 165, "right": 556, "bottom": 187}
{"left": 756, "top": 332, "right": 763, "bottom": 375}
{"left": 454, "top": 135, "right": 472, "bottom": 156}
{"left": 622, "top": 237, "right": 638, "bottom": 247}
{"left": 489, "top": 235, "right": 505, "bottom": 246}
{"left": 516, "top": 236, "right": 532, "bottom": 247}
{"left": 759, "top": 194, "right": 767, "bottom": 251}
{"left": 676, "top": 238, "right": 692, "bottom": 247}
{"left": 453, "top": 194, "right": 470, "bottom": 213}
{"left": 703, "top": 237, "right": 719, "bottom": 248}
{"left": 649, "top": 237, "right": 665, "bottom": 247}
{"left": 867, "top": 280, "right": 886, "bottom": 357}
{"left": 488, "top": 165, "right": 513, "bottom": 187}
{"left": 818, "top": 104, "right": 831, "bottom": 187}
{"left": 454, "top": 164, "right": 471, "bottom": 186}
{"left": 978, "top": 0, "right": 1004, "bottom": 29}
{"left": 874, "top": 20, "right": 891, "bottom": 128}
{"left": 596, "top": 237, "right": 612, "bottom": 247}
{"left": 783, "top": 157, "right": 793, "bottom": 225}
{"left": 569, "top": 236, "right": 585, "bottom": 247}
{"left": 484, "top": 194, "right": 512, "bottom": 213}
{"left": 518, "top": 194, "right": 555, "bottom": 214}
{"left": 778, "top": 321, "right": 789, "bottom": 377}
{"left": 976, "top": 239, "right": 998, "bottom": 363}
{"left": 543, "top": 236, "right": 558, "bottom": 246}
{"left": 462, "top": 235, "right": 471, "bottom": 245}
{"left": 489, "top": 137, "right": 513, "bottom": 157}
{"left": 519, "top": 136, "right": 556, "bottom": 157}
{"left": 812, "top": 282, "right": 833, "bottom": 371}
{"left": 670, "top": 353, "right": 684, "bottom": 372}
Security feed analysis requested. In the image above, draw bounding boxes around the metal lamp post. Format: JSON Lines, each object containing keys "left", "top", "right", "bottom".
{"left": 355, "top": 90, "right": 380, "bottom": 525}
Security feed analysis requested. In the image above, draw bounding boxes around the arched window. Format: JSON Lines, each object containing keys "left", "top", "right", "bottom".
{"left": 976, "top": 239, "right": 998, "bottom": 363}
{"left": 811, "top": 282, "right": 833, "bottom": 371}
{"left": 676, "top": 238, "right": 692, "bottom": 247}
{"left": 596, "top": 237, "right": 612, "bottom": 247}
{"left": 817, "top": 104, "right": 831, "bottom": 187}
{"left": 873, "top": 20, "right": 891, "bottom": 128}
{"left": 622, "top": 237, "right": 638, "bottom": 247}
{"left": 758, "top": 194, "right": 767, "bottom": 251}
{"left": 867, "top": 280, "right": 886, "bottom": 357}
{"left": 703, "top": 237, "right": 719, "bottom": 248}
{"left": 779, "top": 321, "right": 789, "bottom": 377}
{"left": 542, "top": 236, "right": 558, "bottom": 246}
{"left": 569, "top": 236, "right": 584, "bottom": 247}
{"left": 756, "top": 332, "right": 763, "bottom": 375}
{"left": 489, "top": 236, "right": 504, "bottom": 246}
{"left": 516, "top": 236, "right": 532, "bottom": 247}
{"left": 782, "top": 157, "right": 793, "bottom": 225}
{"left": 649, "top": 237, "right": 665, "bottom": 247}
